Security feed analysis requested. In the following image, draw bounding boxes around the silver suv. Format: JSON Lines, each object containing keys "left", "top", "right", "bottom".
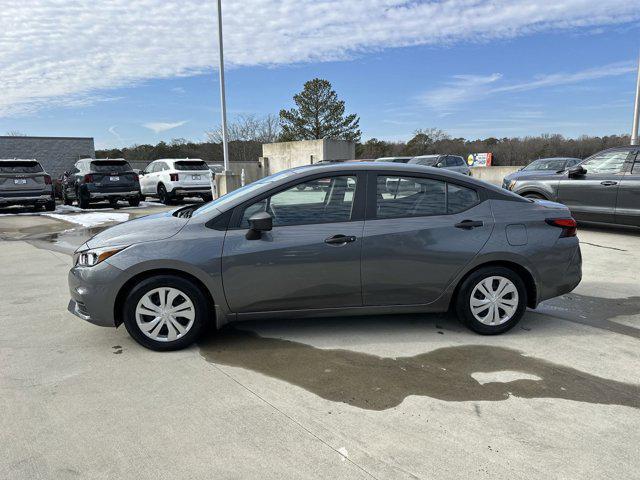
{"left": 409, "top": 155, "right": 471, "bottom": 175}
{"left": 0, "top": 159, "right": 55, "bottom": 211}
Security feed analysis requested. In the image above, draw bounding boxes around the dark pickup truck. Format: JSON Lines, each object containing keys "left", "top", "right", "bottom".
{"left": 0, "top": 159, "right": 55, "bottom": 211}
{"left": 62, "top": 158, "right": 141, "bottom": 209}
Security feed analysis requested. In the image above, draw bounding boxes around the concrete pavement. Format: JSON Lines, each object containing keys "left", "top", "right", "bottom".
{"left": 0, "top": 210, "right": 638, "bottom": 479}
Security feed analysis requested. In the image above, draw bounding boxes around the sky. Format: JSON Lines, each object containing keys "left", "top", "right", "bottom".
{"left": 0, "top": 0, "right": 639, "bottom": 149}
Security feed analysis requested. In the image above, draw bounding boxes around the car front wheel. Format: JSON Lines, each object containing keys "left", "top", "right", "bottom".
{"left": 455, "top": 266, "right": 527, "bottom": 335}
{"left": 123, "top": 275, "right": 208, "bottom": 351}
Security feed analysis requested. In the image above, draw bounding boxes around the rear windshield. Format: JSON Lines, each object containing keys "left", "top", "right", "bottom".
{"left": 175, "top": 160, "right": 209, "bottom": 171}
{"left": 91, "top": 160, "right": 132, "bottom": 173}
{"left": 0, "top": 161, "right": 43, "bottom": 173}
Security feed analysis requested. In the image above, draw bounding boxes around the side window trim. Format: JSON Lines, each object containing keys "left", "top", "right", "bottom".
{"left": 229, "top": 171, "right": 367, "bottom": 229}
{"left": 365, "top": 172, "right": 481, "bottom": 220}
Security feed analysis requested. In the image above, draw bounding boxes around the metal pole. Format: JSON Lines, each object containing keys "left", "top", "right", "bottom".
{"left": 631, "top": 52, "right": 640, "bottom": 146}
{"left": 216, "top": 0, "right": 230, "bottom": 171}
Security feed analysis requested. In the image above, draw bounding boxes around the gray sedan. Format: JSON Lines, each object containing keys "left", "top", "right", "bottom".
{"left": 68, "top": 162, "right": 581, "bottom": 350}
{"left": 505, "top": 146, "right": 640, "bottom": 227}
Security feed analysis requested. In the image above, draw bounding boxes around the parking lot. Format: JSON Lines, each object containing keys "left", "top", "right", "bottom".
{"left": 1, "top": 202, "right": 639, "bottom": 480}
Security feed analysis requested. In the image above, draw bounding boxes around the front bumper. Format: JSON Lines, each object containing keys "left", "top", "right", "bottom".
{"left": 67, "top": 261, "right": 125, "bottom": 327}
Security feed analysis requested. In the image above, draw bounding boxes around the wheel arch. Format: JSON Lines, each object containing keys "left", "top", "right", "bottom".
{"left": 113, "top": 268, "right": 216, "bottom": 327}
{"left": 450, "top": 260, "right": 538, "bottom": 310}
{"left": 513, "top": 187, "right": 551, "bottom": 200}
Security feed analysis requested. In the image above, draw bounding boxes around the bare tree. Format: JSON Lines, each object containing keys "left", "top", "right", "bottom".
{"left": 5, "top": 130, "right": 26, "bottom": 136}
{"left": 206, "top": 114, "right": 281, "bottom": 163}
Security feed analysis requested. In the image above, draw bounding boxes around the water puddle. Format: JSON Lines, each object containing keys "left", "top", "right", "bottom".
{"left": 199, "top": 328, "right": 639, "bottom": 411}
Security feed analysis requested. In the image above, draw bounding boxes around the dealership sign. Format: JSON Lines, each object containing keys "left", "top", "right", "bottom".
{"left": 467, "top": 153, "right": 492, "bottom": 167}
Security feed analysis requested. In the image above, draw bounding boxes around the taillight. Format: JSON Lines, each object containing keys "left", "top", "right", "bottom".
{"left": 545, "top": 218, "right": 577, "bottom": 237}
{"left": 170, "top": 173, "right": 179, "bottom": 181}
{"left": 133, "top": 174, "right": 139, "bottom": 182}
{"left": 44, "top": 174, "right": 52, "bottom": 185}
{"left": 84, "top": 174, "right": 94, "bottom": 183}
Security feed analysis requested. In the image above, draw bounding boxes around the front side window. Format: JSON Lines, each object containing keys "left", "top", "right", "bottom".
{"left": 240, "top": 175, "right": 357, "bottom": 227}
{"left": 376, "top": 175, "right": 478, "bottom": 218}
{"left": 581, "top": 151, "right": 629, "bottom": 174}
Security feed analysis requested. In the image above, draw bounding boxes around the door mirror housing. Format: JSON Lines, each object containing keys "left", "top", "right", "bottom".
{"left": 567, "top": 165, "right": 586, "bottom": 178}
{"left": 246, "top": 211, "right": 273, "bottom": 240}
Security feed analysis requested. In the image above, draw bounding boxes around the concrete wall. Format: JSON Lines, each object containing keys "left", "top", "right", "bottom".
{"left": 470, "top": 166, "right": 520, "bottom": 186}
{"left": 261, "top": 139, "right": 355, "bottom": 175}
{"left": 0, "top": 136, "right": 95, "bottom": 179}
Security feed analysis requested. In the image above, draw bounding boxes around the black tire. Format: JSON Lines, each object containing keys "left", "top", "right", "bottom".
{"left": 139, "top": 195, "right": 146, "bottom": 202}
{"left": 158, "top": 184, "right": 172, "bottom": 205}
{"left": 455, "top": 266, "right": 527, "bottom": 335}
{"left": 523, "top": 193, "right": 544, "bottom": 200}
{"left": 201, "top": 193, "right": 213, "bottom": 202}
{"left": 62, "top": 190, "right": 72, "bottom": 206}
{"left": 78, "top": 189, "right": 90, "bottom": 209}
{"left": 122, "top": 275, "right": 209, "bottom": 351}
{"left": 128, "top": 196, "right": 141, "bottom": 207}
{"left": 45, "top": 200, "right": 56, "bottom": 211}
{"left": 109, "top": 197, "right": 119, "bottom": 208}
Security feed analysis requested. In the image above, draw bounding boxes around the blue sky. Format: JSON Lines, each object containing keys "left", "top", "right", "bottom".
{"left": 0, "top": 1, "right": 639, "bottom": 149}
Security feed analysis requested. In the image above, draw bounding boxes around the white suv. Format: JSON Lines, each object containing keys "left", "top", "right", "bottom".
{"left": 140, "top": 159, "right": 213, "bottom": 204}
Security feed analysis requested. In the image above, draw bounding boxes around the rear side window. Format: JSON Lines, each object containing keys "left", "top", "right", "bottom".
{"left": 0, "top": 161, "right": 43, "bottom": 173}
{"left": 91, "top": 160, "right": 132, "bottom": 173}
{"left": 175, "top": 160, "right": 209, "bottom": 171}
{"left": 376, "top": 175, "right": 479, "bottom": 218}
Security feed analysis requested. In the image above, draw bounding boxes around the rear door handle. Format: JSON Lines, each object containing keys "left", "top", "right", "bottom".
{"left": 325, "top": 234, "right": 356, "bottom": 245}
{"left": 455, "top": 220, "right": 484, "bottom": 229}
{"left": 600, "top": 180, "right": 618, "bottom": 186}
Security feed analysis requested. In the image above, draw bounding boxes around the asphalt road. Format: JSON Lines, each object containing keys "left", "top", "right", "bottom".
{"left": 0, "top": 205, "right": 638, "bottom": 479}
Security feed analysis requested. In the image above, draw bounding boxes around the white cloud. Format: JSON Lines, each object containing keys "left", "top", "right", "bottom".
{"left": 420, "top": 61, "right": 637, "bottom": 111}
{"left": 108, "top": 125, "right": 122, "bottom": 140}
{"left": 0, "top": 0, "right": 639, "bottom": 117}
{"left": 143, "top": 121, "right": 188, "bottom": 133}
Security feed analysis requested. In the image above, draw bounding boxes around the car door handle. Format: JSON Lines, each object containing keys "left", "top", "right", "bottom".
{"left": 600, "top": 180, "right": 618, "bottom": 186}
{"left": 325, "top": 235, "right": 356, "bottom": 245}
{"left": 455, "top": 220, "right": 484, "bottom": 229}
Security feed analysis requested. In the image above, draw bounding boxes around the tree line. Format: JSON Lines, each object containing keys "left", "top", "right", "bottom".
{"left": 96, "top": 78, "right": 632, "bottom": 166}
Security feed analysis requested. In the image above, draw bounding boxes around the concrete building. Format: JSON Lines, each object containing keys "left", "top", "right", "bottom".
{"left": 0, "top": 136, "right": 95, "bottom": 178}
{"left": 261, "top": 139, "right": 355, "bottom": 175}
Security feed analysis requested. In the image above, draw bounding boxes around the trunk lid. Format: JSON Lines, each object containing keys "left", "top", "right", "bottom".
{"left": 90, "top": 160, "right": 138, "bottom": 191}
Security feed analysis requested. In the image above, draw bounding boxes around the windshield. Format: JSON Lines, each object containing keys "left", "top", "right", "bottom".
{"left": 91, "top": 160, "right": 132, "bottom": 173}
{"left": 192, "top": 169, "right": 300, "bottom": 217}
{"left": 0, "top": 161, "right": 43, "bottom": 173}
{"left": 409, "top": 156, "right": 439, "bottom": 166}
{"left": 522, "top": 159, "right": 568, "bottom": 171}
{"left": 175, "top": 160, "right": 209, "bottom": 171}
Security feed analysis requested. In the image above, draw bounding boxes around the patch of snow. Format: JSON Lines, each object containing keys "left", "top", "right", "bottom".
{"left": 471, "top": 371, "right": 542, "bottom": 386}
{"left": 44, "top": 212, "right": 130, "bottom": 227}
{"left": 337, "top": 447, "right": 349, "bottom": 461}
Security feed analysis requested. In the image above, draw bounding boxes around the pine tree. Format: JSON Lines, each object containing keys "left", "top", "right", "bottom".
{"left": 279, "top": 78, "right": 361, "bottom": 142}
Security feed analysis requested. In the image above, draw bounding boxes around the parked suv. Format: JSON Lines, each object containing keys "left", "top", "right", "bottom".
{"left": 140, "top": 159, "right": 213, "bottom": 204}
{"left": 0, "top": 159, "right": 55, "bottom": 211}
{"left": 506, "top": 146, "right": 640, "bottom": 227}
{"left": 62, "top": 158, "right": 141, "bottom": 209}
{"left": 502, "top": 157, "right": 582, "bottom": 189}
{"left": 409, "top": 155, "right": 471, "bottom": 175}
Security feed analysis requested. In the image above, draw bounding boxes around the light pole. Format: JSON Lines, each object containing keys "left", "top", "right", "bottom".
{"left": 216, "top": 0, "right": 230, "bottom": 171}
{"left": 632, "top": 52, "right": 640, "bottom": 146}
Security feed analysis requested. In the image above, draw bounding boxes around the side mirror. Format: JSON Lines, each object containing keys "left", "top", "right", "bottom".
{"left": 567, "top": 165, "right": 586, "bottom": 178}
{"left": 245, "top": 211, "right": 273, "bottom": 240}
{"left": 436, "top": 162, "right": 445, "bottom": 168}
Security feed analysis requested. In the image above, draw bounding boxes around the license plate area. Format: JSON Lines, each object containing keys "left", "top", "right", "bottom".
{"left": 110, "top": 176, "right": 120, "bottom": 182}
{"left": 192, "top": 175, "right": 201, "bottom": 180}
{"left": 14, "top": 179, "right": 27, "bottom": 184}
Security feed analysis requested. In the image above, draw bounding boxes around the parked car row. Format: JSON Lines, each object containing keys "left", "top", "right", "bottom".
{"left": 503, "top": 147, "right": 640, "bottom": 227}
{"left": 375, "top": 154, "right": 471, "bottom": 175}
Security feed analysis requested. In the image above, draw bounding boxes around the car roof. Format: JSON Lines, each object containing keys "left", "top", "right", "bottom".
{"left": 154, "top": 158, "right": 205, "bottom": 163}
{"left": 0, "top": 158, "right": 39, "bottom": 163}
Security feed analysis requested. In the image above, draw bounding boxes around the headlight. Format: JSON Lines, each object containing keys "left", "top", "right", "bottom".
{"left": 508, "top": 180, "right": 517, "bottom": 191}
{"left": 74, "top": 246, "right": 128, "bottom": 267}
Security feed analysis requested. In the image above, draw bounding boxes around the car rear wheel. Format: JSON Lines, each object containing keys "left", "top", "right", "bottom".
{"left": 128, "top": 196, "right": 140, "bottom": 207}
{"left": 62, "top": 190, "right": 72, "bottom": 206}
{"left": 123, "top": 275, "right": 208, "bottom": 351}
{"left": 78, "top": 189, "right": 90, "bottom": 209}
{"left": 158, "top": 184, "right": 171, "bottom": 205}
{"left": 455, "top": 266, "right": 527, "bottom": 335}
{"left": 45, "top": 200, "right": 56, "bottom": 211}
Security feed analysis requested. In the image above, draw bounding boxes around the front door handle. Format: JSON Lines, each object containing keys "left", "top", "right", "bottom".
{"left": 325, "top": 234, "right": 356, "bottom": 245}
{"left": 455, "top": 220, "right": 484, "bottom": 229}
{"left": 600, "top": 180, "right": 618, "bottom": 186}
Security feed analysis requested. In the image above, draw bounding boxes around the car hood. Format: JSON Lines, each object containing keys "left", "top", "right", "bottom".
{"left": 504, "top": 170, "right": 563, "bottom": 182}
{"left": 85, "top": 210, "right": 187, "bottom": 249}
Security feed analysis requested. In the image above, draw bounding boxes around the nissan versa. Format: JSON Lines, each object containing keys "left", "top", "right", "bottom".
{"left": 68, "top": 163, "right": 582, "bottom": 350}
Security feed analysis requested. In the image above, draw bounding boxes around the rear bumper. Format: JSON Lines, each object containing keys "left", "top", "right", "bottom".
{"left": 170, "top": 186, "right": 212, "bottom": 196}
{"left": 0, "top": 192, "right": 53, "bottom": 205}
{"left": 537, "top": 242, "right": 582, "bottom": 304}
{"left": 86, "top": 189, "right": 140, "bottom": 200}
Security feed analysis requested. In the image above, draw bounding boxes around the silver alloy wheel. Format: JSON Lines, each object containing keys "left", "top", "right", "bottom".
{"left": 469, "top": 276, "right": 519, "bottom": 326}
{"left": 135, "top": 287, "right": 195, "bottom": 342}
